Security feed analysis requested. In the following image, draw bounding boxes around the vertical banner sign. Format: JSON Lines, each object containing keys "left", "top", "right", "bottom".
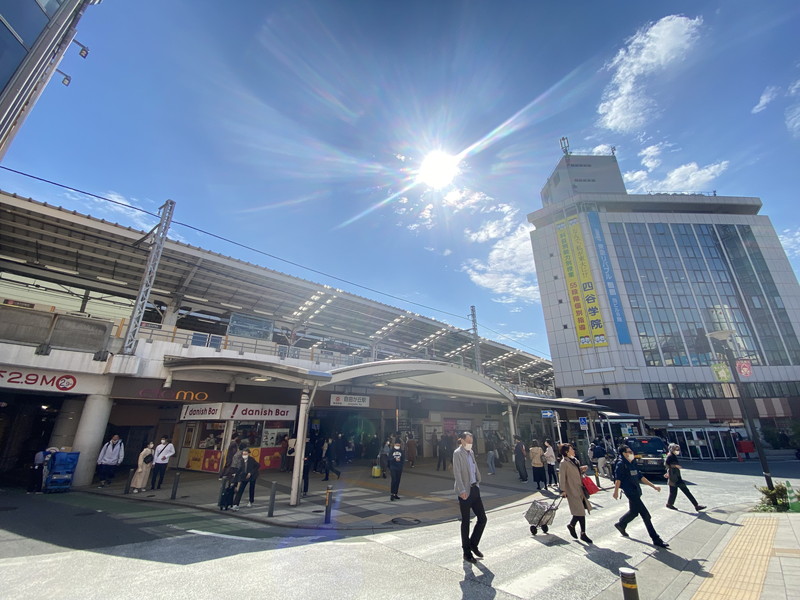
{"left": 587, "top": 212, "right": 631, "bottom": 344}
{"left": 556, "top": 217, "right": 608, "bottom": 348}
{"left": 711, "top": 362, "right": 732, "bottom": 382}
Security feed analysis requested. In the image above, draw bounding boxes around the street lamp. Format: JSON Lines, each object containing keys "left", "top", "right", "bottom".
{"left": 55, "top": 69, "right": 71, "bottom": 86}
{"left": 707, "top": 329, "right": 774, "bottom": 490}
{"left": 72, "top": 39, "right": 90, "bottom": 58}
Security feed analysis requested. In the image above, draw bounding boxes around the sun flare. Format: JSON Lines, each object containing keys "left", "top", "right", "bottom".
{"left": 417, "top": 150, "right": 460, "bottom": 189}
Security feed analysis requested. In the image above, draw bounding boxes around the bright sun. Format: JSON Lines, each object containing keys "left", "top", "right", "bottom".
{"left": 417, "top": 150, "right": 460, "bottom": 189}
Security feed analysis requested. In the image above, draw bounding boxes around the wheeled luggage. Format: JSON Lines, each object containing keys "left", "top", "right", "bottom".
{"left": 524, "top": 496, "right": 562, "bottom": 535}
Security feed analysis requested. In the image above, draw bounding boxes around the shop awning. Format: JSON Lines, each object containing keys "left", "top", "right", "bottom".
{"left": 515, "top": 394, "right": 611, "bottom": 413}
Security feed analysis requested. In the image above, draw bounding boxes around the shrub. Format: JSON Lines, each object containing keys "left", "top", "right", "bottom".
{"left": 753, "top": 482, "right": 789, "bottom": 512}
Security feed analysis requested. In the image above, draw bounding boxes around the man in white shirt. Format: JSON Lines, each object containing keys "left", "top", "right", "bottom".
{"left": 150, "top": 436, "right": 176, "bottom": 490}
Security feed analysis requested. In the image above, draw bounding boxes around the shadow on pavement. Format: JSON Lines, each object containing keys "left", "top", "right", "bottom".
{"left": 461, "top": 560, "right": 496, "bottom": 600}
{"left": 581, "top": 545, "right": 634, "bottom": 574}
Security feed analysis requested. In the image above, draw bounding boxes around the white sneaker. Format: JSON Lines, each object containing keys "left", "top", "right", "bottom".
{"left": 246, "top": 502, "right": 252, "bottom": 508}
{"left": 231, "top": 505, "right": 239, "bottom": 511}
{"left": 132, "top": 489, "right": 139, "bottom": 493}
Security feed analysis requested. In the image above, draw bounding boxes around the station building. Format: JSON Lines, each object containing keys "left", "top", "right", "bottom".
{"left": 528, "top": 151, "right": 800, "bottom": 459}
{"left": 0, "top": 192, "right": 621, "bottom": 489}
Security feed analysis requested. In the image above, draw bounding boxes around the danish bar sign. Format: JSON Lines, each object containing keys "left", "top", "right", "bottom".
{"left": 0, "top": 369, "right": 77, "bottom": 391}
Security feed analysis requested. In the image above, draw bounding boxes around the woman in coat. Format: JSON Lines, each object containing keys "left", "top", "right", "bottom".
{"left": 559, "top": 443, "right": 592, "bottom": 543}
{"left": 544, "top": 439, "right": 558, "bottom": 488}
{"left": 131, "top": 442, "right": 154, "bottom": 493}
{"left": 529, "top": 440, "right": 547, "bottom": 490}
{"left": 405, "top": 434, "right": 417, "bottom": 468}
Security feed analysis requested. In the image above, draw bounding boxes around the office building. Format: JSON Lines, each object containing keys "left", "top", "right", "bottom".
{"left": 528, "top": 151, "right": 800, "bottom": 458}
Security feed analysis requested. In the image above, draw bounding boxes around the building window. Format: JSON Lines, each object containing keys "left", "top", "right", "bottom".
{"left": 576, "top": 389, "right": 584, "bottom": 397}
{"left": 602, "top": 387, "right": 610, "bottom": 395}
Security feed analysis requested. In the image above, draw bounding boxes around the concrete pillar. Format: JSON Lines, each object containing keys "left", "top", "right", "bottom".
{"left": 290, "top": 384, "right": 317, "bottom": 506}
{"left": 49, "top": 398, "right": 84, "bottom": 450}
{"left": 71, "top": 393, "right": 114, "bottom": 487}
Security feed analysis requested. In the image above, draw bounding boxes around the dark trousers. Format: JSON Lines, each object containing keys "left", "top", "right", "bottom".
{"left": 667, "top": 481, "right": 698, "bottom": 507}
{"left": 323, "top": 458, "right": 340, "bottom": 479}
{"left": 459, "top": 486, "right": 487, "bottom": 553}
{"left": 28, "top": 465, "right": 43, "bottom": 492}
{"left": 150, "top": 463, "right": 167, "bottom": 489}
{"left": 302, "top": 461, "right": 310, "bottom": 494}
{"left": 619, "top": 495, "right": 661, "bottom": 542}
{"left": 547, "top": 464, "right": 558, "bottom": 486}
{"left": 389, "top": 467, "right": 402, "bottom": 496}
{"left": 437, "top": 453, "right": 448, "bottom": 470}
{"left": 515, "top": 456, "right": 528, "bottom": 481}
{"left": 234, "top": 477, "right": 257, "bottom": 505}
{"left": 97, "top": 464, "right": 117, "bottom": 483}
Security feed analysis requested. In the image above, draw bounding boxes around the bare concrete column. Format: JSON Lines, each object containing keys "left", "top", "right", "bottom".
{"left": 49, "top": 398, "right": 85, "bottom": 450}
{"left": 71, "top": 393, "right": 113, "bottom": 486}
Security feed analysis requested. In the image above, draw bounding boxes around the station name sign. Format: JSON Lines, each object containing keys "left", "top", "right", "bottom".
{"left": 330, "top": 394, "right": 370, "bottom": 407}
{"left": 180, "top": 402, "right": 297, "bottom": 421}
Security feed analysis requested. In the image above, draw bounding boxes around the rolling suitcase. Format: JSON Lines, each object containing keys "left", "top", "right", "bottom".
{"left": 524, "top": 496, "right": 562, "bottom": 535}
{"left": 219, "top": 480, "right": 237, "bottom": 510}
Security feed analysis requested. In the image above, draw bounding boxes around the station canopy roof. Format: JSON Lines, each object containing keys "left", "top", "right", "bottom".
{"left": 0, "top": 193, "right": 553, "bottom": 391}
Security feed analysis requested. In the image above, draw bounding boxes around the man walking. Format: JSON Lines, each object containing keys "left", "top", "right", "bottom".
{"left": 612, "top": 444, "right": 669, "bottom": 548}
{"left": 388, "top": 439, "right": 404, "bottom": 500}
{"left": 150, "top": 436, "right": 175, "bottom": 490}
{"left": 513, "top": 434, "right": 528, "bottom": 482}
{"left": 665, "top": 443, "right": 706, "bottom": 512}
{"left": 96, "top": 434, "right": 124, "bottom": 487}
{"left": 453, "top": 431, "right": 487, "bottom": 564}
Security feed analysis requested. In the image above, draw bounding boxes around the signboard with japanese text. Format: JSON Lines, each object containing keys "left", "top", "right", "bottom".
{"left": 587, "top": 212, "right": 631, "bottom": 344}
{"left": 330, "top": 394, "right": 370, "bottom": 408}
{"left": 556, "top": 217, "right": 608, "bottom": 348}
{"left": 712, "top": 362, "right": 732, "bottom": 382}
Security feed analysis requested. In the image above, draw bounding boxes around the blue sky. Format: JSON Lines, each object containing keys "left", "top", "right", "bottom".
{"left": 2, "top": 1, "right": 800, "bottom": 359}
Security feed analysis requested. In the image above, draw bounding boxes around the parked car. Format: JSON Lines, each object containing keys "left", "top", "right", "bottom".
{"left": 624, "top": 436, "right": 668, "bottom": 478}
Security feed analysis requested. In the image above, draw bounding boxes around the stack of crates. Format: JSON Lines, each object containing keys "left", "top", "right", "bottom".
{"left": 43, "top": 452, "right": 80, "bottom": 493}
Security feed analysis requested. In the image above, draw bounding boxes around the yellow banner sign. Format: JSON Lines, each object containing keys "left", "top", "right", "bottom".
{"left": 556, "top": 217, "right": 608, "bottom": 348}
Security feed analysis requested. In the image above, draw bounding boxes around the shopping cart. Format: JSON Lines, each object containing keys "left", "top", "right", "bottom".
{"left": 42, "top": 452, "right": 80, "bottom": 493}
{"left": 524, "top": 496, "right": 562, "bottom": 535}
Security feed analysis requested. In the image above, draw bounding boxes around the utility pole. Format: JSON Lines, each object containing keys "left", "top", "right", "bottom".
{"left": 122, "top": 199, "right": 175, "bottom": 355}
{"left": 470, "top": 305, "right": 482, "bottom": 374}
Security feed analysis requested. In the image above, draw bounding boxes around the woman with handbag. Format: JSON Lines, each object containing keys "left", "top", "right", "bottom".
{"left": 559, "top": 443, "right": 592, "bottom": 543}
{"left": 529, "top": 440, "right": 547, "bottom": 490}
{"left": 131, "top": 441, "right": 154, "bottom": 493}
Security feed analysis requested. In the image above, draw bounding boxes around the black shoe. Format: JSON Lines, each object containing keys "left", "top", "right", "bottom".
{"left": 393, "top": 495, "right": 400, "bottom": 500}
{"left": 666, "top": 504, "right": 677, "bottom": 510}
{"left": 390, "top": 495, "right": 396, "bottom": 501}
{"left": 695, "top": 505, "right": 707, "bottom": 511}
{"left": 322, "top": 478, "right": 329, "bottom": 481}
{"left": 337, "top": 473, "right": 341, "bottom": 479}
{"left": 463, "top": 553, "right": 477, "bottom": 564}
{"left": 580, "top": 533, "right": 593, "bottom": 544}
{"left": 471, "top": 547, "right": 484, "bottom": 559}
{"left": 653, "top": 539, "right": 669, "bottom": 549}
{"left": 567, "top": 524, "right": 578, "bottom": 539}
{"left": 614, "top": 523, "right": 629, "bottom": 537}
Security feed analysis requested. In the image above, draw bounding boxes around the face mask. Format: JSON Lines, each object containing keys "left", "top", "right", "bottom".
{"left": 242, "top": 455, "right": 249, "bottom": 460}
{"left": 464, "top": 443, "right": 473, "bottom": 451}
{"left": 161, "top": 440, "right": 166, "bottom": 444}
{"left": 625, "top": 454, "right": 634, "bottom": 462}
{"left": 394, "top": 445, "right": 401, "bottom": 450}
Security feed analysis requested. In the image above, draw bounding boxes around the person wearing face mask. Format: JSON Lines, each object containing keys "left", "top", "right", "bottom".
{"left": 96, "top": 434, "right": 125, "bottom": 488}
{"left": 559, "top": 443, "right": 593, "bottom": 543}
{"left": 612, "top": 445, "right": 669, "bottom": 549}
{"left": 665, "top": 443, "right": 706, "bottom": 512}
{"left": 150, "top": 436, "right": 175, "bottom": 491}
{"left": 453, "top": 431, "right": 487, "bottom": 564}
{"left": 131, "top": 441, "right": 155, "bottom": 493}
{"left": 388, "top": 439, "right": 405, "bottom": 500}
{"left": 232, "top": 449, "right": 261, "bottom": 510}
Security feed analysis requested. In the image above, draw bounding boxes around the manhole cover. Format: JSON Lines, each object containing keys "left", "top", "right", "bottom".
{"left": 391, "top": 517, "right": 421, "bottom": 526}
{"left": 0, "top": 506, "right": 18, "bottom": 511}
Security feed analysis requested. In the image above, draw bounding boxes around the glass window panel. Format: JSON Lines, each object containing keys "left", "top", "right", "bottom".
{"left": 0, "top": 21, "right": 26, "bottom": 92}
{"left": 0, "top": 0, "right": 47, "bottom": 48}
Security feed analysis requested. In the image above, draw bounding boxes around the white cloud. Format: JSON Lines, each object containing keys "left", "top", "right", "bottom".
{"left": 788, "top": 79, "right": 800, "bottom": 97}
{"left": 598, "top": 15, "right": 703, "bottom": 133}
{"left": 442, "top": 248, "right": 452, "bottom": 256}
{"left": 64, "top": 190, "right": 159, "bottom": 233}
{"left": 464, "top": 204, "right": 519, "bottom": 243}
{"left": 462, "top": 224, "right": 539, "bottom": 304}
{"left": 638, "top": 144, "right": 664, "bottom": 170}
{"left": 786, "top": 104, "right": 800, "bottom": 138}
{"left": 624, "top": 160, "right": 729, "bottom": 193}
{"left": 592, "top": 144, "right": 614, "bottom": 155}
{"left": 779, "top": 227, "right": 800, "bottom": 258}
{"left": 751, "top": 85, "right": 780, "bottom": 114}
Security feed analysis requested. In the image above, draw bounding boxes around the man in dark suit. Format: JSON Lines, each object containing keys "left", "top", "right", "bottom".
{"left": 232, "top": 449, "right": 260, "bottom": 510}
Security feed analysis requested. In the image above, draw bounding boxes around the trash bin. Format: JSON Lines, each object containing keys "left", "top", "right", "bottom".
{"left": 42, "top": 452, "right": 80, "bottom": 493}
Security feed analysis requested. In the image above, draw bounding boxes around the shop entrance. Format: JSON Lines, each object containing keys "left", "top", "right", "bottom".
{"left": 309, "top": 409, "right": 383, "bottom": 460}
{"left": 666, "top": 428, "right": 738, "bottom": 460}
{"left": 0, "top": 390, "right": 67, "bottom": 486}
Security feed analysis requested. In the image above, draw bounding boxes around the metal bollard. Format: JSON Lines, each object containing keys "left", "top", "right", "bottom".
{"left": 619, "top": 568, "right": 640, "bottom": 600}
{"left": 268, "top": 480, "right": 277, "bottom": 517}
{"left": 324, "top": 484, "right": 333, "bottom": 524}
{"left": 170, "top": 471, "right": 182, "bottom": 500}
{"left": 124, "top": 468, "right": 135, "bottom": 494}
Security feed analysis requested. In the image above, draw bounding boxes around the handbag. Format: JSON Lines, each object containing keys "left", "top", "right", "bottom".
{"left": 582, "top": 475, "right": 599, "bottom": 495}
{"left": 143, "top": 453, "right": 154, "bottom": 464}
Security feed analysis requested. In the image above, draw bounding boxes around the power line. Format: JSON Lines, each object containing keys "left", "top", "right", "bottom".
{"left": 0, "top": 164, "right": 552, "bottom": 359}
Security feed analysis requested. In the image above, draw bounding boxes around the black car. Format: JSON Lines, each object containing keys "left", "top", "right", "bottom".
{"left": 624, "top": 436, "right": 668, "bottom": 477}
